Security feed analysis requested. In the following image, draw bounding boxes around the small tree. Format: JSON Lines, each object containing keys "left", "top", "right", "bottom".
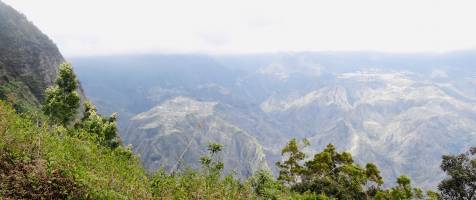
{"left": 391, "top": 176, "right": 415, "bottom": 199}
{"left": 438, "top": 147, "right": 476, "bottom": 200}
{"left": 276, "top": 138, "right": 307, "bottom": 185}
{"left": 200, "top": 142, "right": 224, "bottom": 176}
{"left": 42, "top": 63, "right": 80, "bottom": 125}
{"left": 75, "top": 101, "right": 120, "bottom": 148}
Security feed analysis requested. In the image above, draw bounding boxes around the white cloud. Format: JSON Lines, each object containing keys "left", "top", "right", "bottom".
{"left": 4, "top": 0, "right": 476, "bottom": 57}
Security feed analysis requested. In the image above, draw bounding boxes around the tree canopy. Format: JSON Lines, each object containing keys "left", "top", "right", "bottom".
{"left": 42, "top": 63, "right": 80, "bottom": 125}
{"left": 276, "top": 139, "right": 384, "bottom": 199}
{"left": 274, "top": 138, "right": 442, "bottom": 200}
{"left": 438, "top": 147, "right": 476, "bottom": 200}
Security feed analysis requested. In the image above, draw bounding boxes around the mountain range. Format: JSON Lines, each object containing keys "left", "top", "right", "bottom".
{"left": 73, "top": 52, "right": 476, "bottom": 189}
{"left": 1, "top": 1, "right": 474, "bottom": 189}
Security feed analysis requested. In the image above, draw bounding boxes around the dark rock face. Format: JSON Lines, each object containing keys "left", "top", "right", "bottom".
{"left": 0, "top": 1, "right": 66, "bottom": 103}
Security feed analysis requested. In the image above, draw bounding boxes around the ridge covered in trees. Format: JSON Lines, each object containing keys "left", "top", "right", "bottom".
{"left": 0, "top": 62, "right": 475, "bottom": 199}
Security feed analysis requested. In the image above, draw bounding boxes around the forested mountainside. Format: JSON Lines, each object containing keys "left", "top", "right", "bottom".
{"left": 74, "top": 53, "right": 476, "bottom": 189}
{"left": 0, "top": 1, "right": 85, "bottom": 110}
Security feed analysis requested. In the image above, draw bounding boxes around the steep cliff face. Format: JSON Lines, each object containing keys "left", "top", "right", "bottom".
{"left": 127, "top": 96, "right": 270, "bottom": 178}
{"left": 0, "top": 1, "right": 83, "bottom": 107}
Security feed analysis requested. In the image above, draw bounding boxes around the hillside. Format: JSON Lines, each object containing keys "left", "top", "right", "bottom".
{"left": 0, "top": 2, "right": 152, "bottom": 198}
{"left": 0, "top": 100, "right": 152, "bottom": 199}
{"left": 128, "top": 96, "right": 269, "bottom": 177}
{"left": 0, "top": 1, "right": 84, "bottom": 110}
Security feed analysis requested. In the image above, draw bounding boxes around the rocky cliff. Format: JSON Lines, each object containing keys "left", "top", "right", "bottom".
{"left": 0, "top": 1, "right": 84, "bottom": 108}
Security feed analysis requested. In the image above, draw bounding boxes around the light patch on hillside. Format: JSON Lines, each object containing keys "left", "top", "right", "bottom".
{"left": 337, "top": 70, "right": 414, "bottom": 87}
{"left": 257, "top": 60, "right": 322, "bottom": 81}
{"left": 132, "top": 96, "right": 217, "bottom": 130}
{"left": 261, "top": 86, "right": 351, "bottom": 112}
{"left": 257, "top": 63, "right": 289, "bottom": 80}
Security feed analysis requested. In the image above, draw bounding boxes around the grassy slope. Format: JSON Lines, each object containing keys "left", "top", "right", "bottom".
{"left": 0, "top": 99, "right": 314, "bottom": 199}
{"left": 0, "top": 100, "right": 152, "bottom": 199}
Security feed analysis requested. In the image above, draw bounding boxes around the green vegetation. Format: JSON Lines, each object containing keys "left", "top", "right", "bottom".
{"left": 150, "top": 143, "right": 254, "bottom": 199}
{"left": 0, "top": 100, "right": 151, "bottom": 199}
{"left": 279, "top": 141, "right": 384, "bottom": 199}
{"left": 1, "top": 63, "right": 151, "bottom": 199}
{"left": 438, "top": 147, "right": 476, "bottom": 200}
{"left": 0, "top": 62, "right": 475, "bottom": 199}
{"left": 75, "top": 101, "right": 121, "bottom": 149}
{"left": 148, "top": 142, "right": 315, "bottom": 199}
{"left": 275, "top": 139, "right": 439, "bottom": 200}
{"left": 374, "top": 175, "right": 440, "bottom": 200}
{"left": 0, "top": 80, "right": 39, "bottom": 112}
{"left": 42, "top": 63, "right": 80, "bottom": 126}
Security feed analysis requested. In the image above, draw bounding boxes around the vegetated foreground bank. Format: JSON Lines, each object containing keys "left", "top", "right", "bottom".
{"left": 1, "top": 63, "right": 474, "bottom": 199}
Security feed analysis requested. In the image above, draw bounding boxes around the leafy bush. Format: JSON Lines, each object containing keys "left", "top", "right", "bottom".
{"left": 74, "top": 101, "right": 121, "bottom": 149}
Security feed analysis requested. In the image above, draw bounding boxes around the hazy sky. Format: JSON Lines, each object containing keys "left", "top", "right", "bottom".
{"left": 4, "top": 0, "right": 476, "bottom": 57}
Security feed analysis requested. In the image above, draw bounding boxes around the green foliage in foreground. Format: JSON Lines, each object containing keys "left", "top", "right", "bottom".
{"left": 0, "top": 100, "right": 152, "bottom": 199}
{"left": 2, "top": 61, "right": 474, "bottom": 199}
{"left": 276, "top": 138, "right": 440, "bottom": 200}
{"left": 75, "top": 101, "right": 121, "bottom": 149}
{"left": 438, "top": 147, "right": 476, "bottom": 200}
{"left": 0, "top": 97, "right": 470, "bottom": 199}
{"left": 0, "top": 102, "right": 302, "bottom": 199}
{"left": 149, "top": 143, "right": 316, "bottom": 200}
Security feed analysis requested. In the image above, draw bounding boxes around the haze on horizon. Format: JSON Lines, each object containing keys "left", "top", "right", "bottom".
{"left": 4, "top": 0, "right": 476, "bottom": 57}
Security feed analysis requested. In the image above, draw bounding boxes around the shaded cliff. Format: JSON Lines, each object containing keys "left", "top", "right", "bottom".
{"left": 0, "top": 1, "right": 84, "bottom": 109}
